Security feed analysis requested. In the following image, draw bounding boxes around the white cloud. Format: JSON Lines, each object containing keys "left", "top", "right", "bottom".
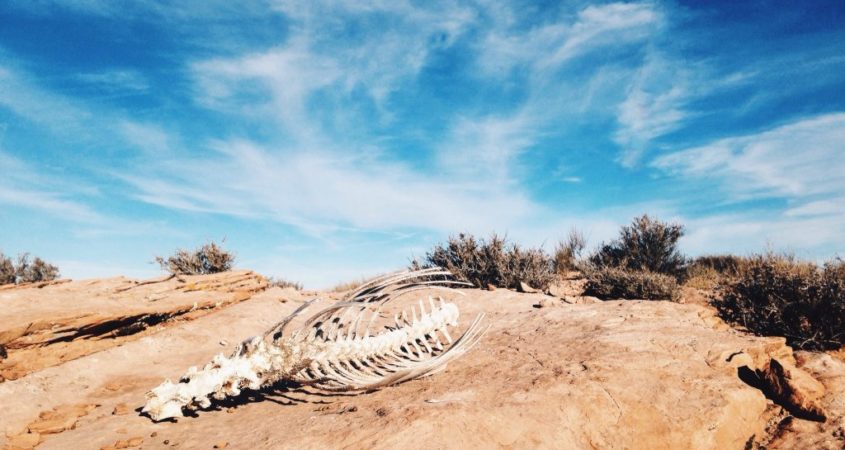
{"left": 614, "top": 53, "right": 689, "bottom": 167}
{"left": 477, "top": 2, "right": 660, "bottom": 75}
{"left": 0, "top": 64, "right": 93, "bottom": 131}
{"left": 0, "top": 150, "right": 104, "bottom": 222}
{"left": 76, "top": 69, "right": 149, "bottom": 92}
{"left": 653, "top": 112, "right": 845, "bottom": 258}
{"left": 682, "top": 212, "right": 845, "bottom": 259}
{"left": 436, "top": 112, "right": 536, "bottom": 183}
{"left": 121, "top": 138, "right": 539, "bottom": 236}
{"left": 118, "top": 121, "right": 174, "bottom": 156}
{"left": 653, "top": 113, "right": 845, "bottom": 199}
{"left": 191, "top": 0, "right": 476, "bottom": 137}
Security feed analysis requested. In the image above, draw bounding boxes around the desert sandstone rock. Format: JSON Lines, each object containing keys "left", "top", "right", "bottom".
{"left": 0, "top": 273, "right": 842, "bottom": 449}
{"left": 0, "top": 271, "right": 267, "bottom": 381}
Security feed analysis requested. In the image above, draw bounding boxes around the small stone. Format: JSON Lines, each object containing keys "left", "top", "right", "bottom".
{"left": 151, "top": 431, "right": 158, "bottom": 437}
{"left": 112, "top": 403, "right": 131, "bottom": 415}
{"left": 533, "top": 298, "right": 560, "bottom": 309}
{"left": 219, "top": 340, "right": 228, "bottom": 346}
{"left": 213, "top": 442, "right": 229, "bottom": 449}
{"left": 163, "top": 440, "right": 170, "bottom": 445}
{"left": 486, "top": 284, "right": 497, "bottom": 291}
{"left": 518, "top": 282, "right": 538, "bottom": 293}
{"left": 127, "top": 437, "right": 144, "bottom": 447}
{"left": 104, "top": 382, "right": 121, "bottom": 391}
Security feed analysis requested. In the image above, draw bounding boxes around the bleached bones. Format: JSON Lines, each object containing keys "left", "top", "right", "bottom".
{"left": 142, "top": 268, "right": 488, "bottom": 421}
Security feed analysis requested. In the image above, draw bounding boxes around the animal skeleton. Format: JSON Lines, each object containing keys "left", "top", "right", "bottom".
{"left": 142, "top": 268, "right": 488, "bottom": 421}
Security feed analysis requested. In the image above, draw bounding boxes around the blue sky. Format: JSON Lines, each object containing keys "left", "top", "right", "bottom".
{"left": 1, "top": 1, "right": 844, "bottom": 287}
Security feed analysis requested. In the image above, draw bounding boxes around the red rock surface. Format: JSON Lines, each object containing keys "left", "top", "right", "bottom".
{"left": 0, "top": 272, "right": 842, "bottom": 449}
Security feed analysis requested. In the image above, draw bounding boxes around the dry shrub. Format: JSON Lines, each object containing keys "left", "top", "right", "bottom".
{"left": 689, "top": 254, "right": 746, "bottom": 276}
{"left": 583, "top": 266, "right": 680, "bottom": 301}
{"left": 267, "top": 277, "right": 302, "bottom": 290}
{"left": 331, "top": 278, "right": 367, "bottom": 293}
{"left": 156, "top": 241, "right": 234, "bottom": 275}
{"left": 553, "top": 228, "right": 586, "bottom": 275}
{"left": 714, "top": 254, "right": 845, "bottom": 350}
{"left": 590, "top": 214, "right": 686, "bottom": 279}
{"left": 0, "top": 251, "right": 60, "bottom": 285}
{"left": 413, "top": 233, "right": 556, "bottom": 291}
{"left": 0, "top": 253, "right": 14, "bottom": 285}
{"left": 683, "top": 264, "right": 722, "bottom": 290}
{"left": 683, "top": 254, "right": 750, "bottom": 289}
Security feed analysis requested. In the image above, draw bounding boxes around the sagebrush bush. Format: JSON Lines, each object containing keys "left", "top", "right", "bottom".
{"left": 590, "top": 214, "right": 686, "bottom": 279}
{"left": 0, "top": 251, "right": 60, "bottom": 285}
{"left": 553, "top": 228, "right": 586, "bottom": 275}
{"left": 583, "top": 266, "right": 680, "bottom": 301}
{"left": 688, "top": 254, "right": 747, "bottom": 277}
{"left": 413, "top": 233, "right": 556, "bottom": 290}
{"left": 0, "top": 253, "right": 14, "bottom": 285}
{"left": 714, "top": 254, "right": 845, "bottom": 350}
{"left": 156, "top": 241, "right": 235, "bottom": 275}
{"left": 683, "top": 254, "right": 749, "bottom": 289}
{"left": 267, "top": 277, "right": 302, "bottom": 290}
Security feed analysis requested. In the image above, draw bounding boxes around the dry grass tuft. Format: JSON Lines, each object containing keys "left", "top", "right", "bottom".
{"left": 683, "top": 254, "right": 750, "bottom": 289}
{"left": 155, "top": 241, "right": 235, "bottom": 275}
{"left": 0, "top": 251, "right": 60, "bottom": 285}
{"left": 330, "top": 278, "right": 368, "bottom": 293}
{"left": 267, "top": 277, "right": 303, "bottom": 290}
{"left": 714, "top": 253, "right": 845, "bottom": 350}
{"left": 553, "top": 228, "right": 586, "bottom": 275}
{"left": 583, "top": 266, "right": 680, "bottom": 301}
{"left": 412, "top": 233, "right": 556, "bottom": 291}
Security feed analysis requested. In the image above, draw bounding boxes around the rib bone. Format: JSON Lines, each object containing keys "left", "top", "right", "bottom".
{"left": 142, "top": 269, "right": 486, "bottom": 421}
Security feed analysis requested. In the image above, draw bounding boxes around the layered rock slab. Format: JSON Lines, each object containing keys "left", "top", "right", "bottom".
{"left": 0, "top": 271, "right": 267, "bottom": 381}
{"left": 0, "top": 286, "right": 811, "bottom": 449}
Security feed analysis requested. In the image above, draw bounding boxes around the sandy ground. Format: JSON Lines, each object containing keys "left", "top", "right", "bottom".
{"left": 1, "top": 274, "right": 843, "bottom": 449}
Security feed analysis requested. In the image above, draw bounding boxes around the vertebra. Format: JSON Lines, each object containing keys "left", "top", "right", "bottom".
{"left": 142, "top": 268, "right": 487, "bottom": 421}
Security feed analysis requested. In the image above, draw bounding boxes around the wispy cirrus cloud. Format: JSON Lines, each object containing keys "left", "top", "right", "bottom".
{"left": 120, "top": 138, "right": 539, "bottom": 236}
{"left": 75, "top": 69, "right": 149, "bottom": 93}
{"left": 653, "top": 113, "right": 845, "bottom": 257}
{"left": 477, "top": 2, "right": 660, "bottom": 75}
{"left": 614, "top": 53, "right": 689, "bottom": 167}
{"left": 653, "top": 113, "right": 845, "bottom": 200}
{"left": 0, "top": 150, "right": 103, "bottom": 223}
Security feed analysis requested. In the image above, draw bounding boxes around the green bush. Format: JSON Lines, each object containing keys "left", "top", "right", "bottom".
{"left": 156, "top": 241, "right": 235, "bottom": 275}
{"left": 583, "top": 266, "right": 680, "bottom": 301}
{"left": 553, "top": 228, "right": 586, "bottom": 275}
{"left": 413, "top": 233, "right": 556, "bottom": 291}
{"left": 0, "top": 251, "right": 60, "bottom": 285}
{"left": 590, "top": 214, "right": 686, "bottom": 279}
{"left": 714, "top": 254, "right": 845, "bottom": 350}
